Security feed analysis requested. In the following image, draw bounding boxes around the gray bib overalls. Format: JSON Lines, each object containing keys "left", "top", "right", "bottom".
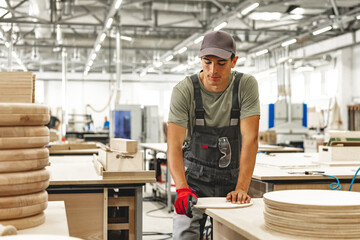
{"left": 173, "top": 72, "right": 243, "bottom": 240}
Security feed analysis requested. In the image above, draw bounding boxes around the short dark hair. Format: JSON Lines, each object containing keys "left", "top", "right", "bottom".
{"left": 231, "top": 54, "right": 235, "bottom": 60}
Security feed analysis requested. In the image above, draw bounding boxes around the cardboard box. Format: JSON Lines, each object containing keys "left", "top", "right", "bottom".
{"left": 110, "top": 138, "right": 137, "bottom": 153}
{"left": 98, "top": 149, "right": 143, "bottom": 171}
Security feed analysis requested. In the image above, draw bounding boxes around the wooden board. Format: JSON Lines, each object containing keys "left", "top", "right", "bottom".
{"left": 0, "top": 158, "right": 49, "bottom": 173}
{"left": 0, "top": 126, "right": 49, "bottom": 137}
{"left": 195, "top": 197, "right": 253, "bottom": 209}
{"left": 0, "top": 180, "right": 49, "bottom": 197}
{"left": 0, "top": 191, "right": 47, "bottom": 208}
{"left": 0, "top": 202, "right": 47, "bottom": 220}
{"left": 110, "top": 138, "right": 137, "bottom": 153}
{"left": 0, "top": 136, "right": 49, "bottom": 149}
{"left": 0, "top": 169, "right": 50, "bottom": 186}
{"left": 0, "top": 114, "right": 50, "bottom": 126}
{"left": 0, "top": 212, "right": 45, "bottom": 230}
{"left": 0, "top": 148, "right": 49, "bottom": 161}
{"left": 0, "top": 103, "right": 48, "bottom": 114}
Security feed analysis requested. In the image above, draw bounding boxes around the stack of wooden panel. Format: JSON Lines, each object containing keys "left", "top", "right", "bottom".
{"left": 0, "top": 103, "right": 50, "bottom": 230}
{"left": 263, "top": 189, "right": 360, "bottom": 239}
{"left": 0, "top": 72, "right": 35, "bottom": 103}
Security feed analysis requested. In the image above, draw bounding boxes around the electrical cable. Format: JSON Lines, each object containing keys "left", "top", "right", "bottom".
{"left": 349, "top": 167, "right": 360, "bottom": 191}
{"left": 321, "top": 174, "right": 341, "bottom": 190}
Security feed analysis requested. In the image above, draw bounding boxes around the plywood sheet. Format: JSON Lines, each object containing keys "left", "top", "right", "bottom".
{"left": 0, "top": 136, "right": 49, "bottom": 149}
{"left": 0, "top": 202, "right": 47, "bottom": 220}
{"left": 195, "top": 197, "right": 253, "bottom": 209}
{"left": 0, "top": 169, "right": 50, "bottom": 185}
{"left": 0, "top": 103, "right": 48, "bottom": 114}
{"left": 0, "top": 126, "right": 49, "bottom": 137}
{"left": 0, "top": 114, "right": 50, "bottom": 126}
{"left": 0, "top": 180, "right": 49, "bottom": 197}
{"left": 0, "top": 148, "right": 49, "bottom": 161}
{"left": 0, "top": 191, "right": 47, "bottom": 208}
{"left": 0, "top": 212, "right": 45, "bottom": 230}
{"left": 0, "top": 158, "right": 49, "bottom": 172}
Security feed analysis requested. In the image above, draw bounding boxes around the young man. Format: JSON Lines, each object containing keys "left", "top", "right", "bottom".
{"left": 167, "top": 31, "right": 260, "bottom": 239}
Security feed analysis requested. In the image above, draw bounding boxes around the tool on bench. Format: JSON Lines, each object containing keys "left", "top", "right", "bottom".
{"left": 288, "top": 170, "right": 325, "bottom": 175}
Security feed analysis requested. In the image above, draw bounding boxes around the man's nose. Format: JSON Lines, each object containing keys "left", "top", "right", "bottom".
{"left": 209, "top": 63, "right": 218, "bottom": 74}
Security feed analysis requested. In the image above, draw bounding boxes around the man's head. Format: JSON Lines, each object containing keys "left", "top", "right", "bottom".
{"left": 198, "top": 31, "right": 238, "bottom": 92}
{"left": 198, "top": 31, "right": 236, "bottom": 59}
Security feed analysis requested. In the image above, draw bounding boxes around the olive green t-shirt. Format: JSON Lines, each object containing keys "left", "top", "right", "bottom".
{"left": 168, "top": 70, "right": 260, "bottom": 141}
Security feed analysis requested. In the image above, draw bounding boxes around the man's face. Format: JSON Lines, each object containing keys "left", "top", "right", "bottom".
{"left": 201, "top": 55, "right": 238, "bottom": 92}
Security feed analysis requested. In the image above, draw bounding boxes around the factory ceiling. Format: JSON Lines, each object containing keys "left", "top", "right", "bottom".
{"left": 0, "top": 0, "right": 360, "bottom": 76}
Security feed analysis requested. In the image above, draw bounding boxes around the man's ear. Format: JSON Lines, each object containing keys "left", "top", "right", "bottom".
{"left": 231, "top": 56, "right": 239, "bottom": 68}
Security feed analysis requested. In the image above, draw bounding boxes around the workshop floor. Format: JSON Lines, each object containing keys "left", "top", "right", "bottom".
{"left": 143, "top": 184, "right": 173, "bottom": 240}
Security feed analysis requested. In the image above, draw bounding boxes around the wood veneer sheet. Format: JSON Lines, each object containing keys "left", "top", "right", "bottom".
{"left": 195, "top": 197, "right": 253, "bottom": 209}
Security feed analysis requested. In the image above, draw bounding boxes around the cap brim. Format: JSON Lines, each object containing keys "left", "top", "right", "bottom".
{"left": 198, "top": 48, "right": 232, "bottom": 59}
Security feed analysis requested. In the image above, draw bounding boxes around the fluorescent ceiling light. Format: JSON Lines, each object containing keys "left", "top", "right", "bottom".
{"left": 248, "top": 12, "right": 282, "bottom": 21}
{"left": 106, "top": 18, "right": 113, "bottom": 29}
{"left": 281, "top": 38, "right": 297, "bottom": 47}
{"left": 154, "top": 61, "right": 163, "bottom": 68}
{"left": 194, "top": 36, "right": 204, "bottom": 44}
{"left": 255, "top": 49, "right": 268, "bottom": 56}
{"left": 120, "top": 35, "right": 132, "bottom": 41}
{"left": 238, "top": 57, "right": 246, "bottom": 63}
{"left": 241, "top": 2, "right": 259, "bottom": 16}
{"left": 178, "top": 47, "right": 187, "bottom": 54}
{"left": 4, "top": 42, "right": 9, "bottom": 48}
{"left": 165, "top": 55, "right": 174, "bottom": 61}
{"left": 140, "top": 71, "right": 146, "bottom": 77}
{"left": 291, "top": 7, "right": 325, "bottom": 15}
{"left": 148, "top": 67, "right": 155, "bottom": 72}
{"left": 95, "top": 44, "right": 101, "bottom": 52}
{"left": 100, "top": 33, "right": 106, "bottom": 42}
{"left": 214, "top": 22, "right": 227, "bottom": 31}
{"left": 84, "top": 71, "right": 88, "bottom": 76}
{"left": 312, "top": 25, "right": 332, "bottom": 35}
{"left": 295, "top": 66, "right": 314, "bottom": 73}
{"left": 290, "top": 14, "right": 303, "bottom": 20}
{"left": 88, "top": 60, "right": 93, "bottom": 66}
{"left": 115, "top": 0, "right": 122, "bottom": 10}
{"left": 290, "top": 7, "right": 305, "bottom": 15}
{"left": 91, "top": 53, "right": 97, "bottom": 60}
{"left": 356, "top": 15, "right": 360, "bottom": 20}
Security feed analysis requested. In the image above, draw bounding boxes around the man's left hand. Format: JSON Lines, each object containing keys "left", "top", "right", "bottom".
{"left": 226, "top": 189, "right": 251, "bottom": 204}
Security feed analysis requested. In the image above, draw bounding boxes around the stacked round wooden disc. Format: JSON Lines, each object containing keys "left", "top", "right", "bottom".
{"left": 0, "top": 103, "right": 50, "bottom": 230}
{"left": 263, "top": 190, "right": 360, "bottom": 239}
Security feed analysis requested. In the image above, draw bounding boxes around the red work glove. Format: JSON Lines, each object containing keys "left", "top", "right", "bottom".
{"left": 174, "top": 188, "right": 198, "bottom": 218}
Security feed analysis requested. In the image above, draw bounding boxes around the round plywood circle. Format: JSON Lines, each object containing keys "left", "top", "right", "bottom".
{"left": 0, "top": 191, "right": 48, "bottom": 209}
{"left": 0, "top": 158, "right": 49, "bottom": 173}
{"left": 0, "top": 103, "right": 49, "bottom": 115}
{"left": 0, "top": 180, "right": 49, "bottom": 197}
{"left": 195, "top": 197, "right": 253, "bottom": 209}
{"left": 0, "top": 169, "right": 49, "bottom": 186}
{"left": 0, "top": 212, "right": 45, "bottom": 230}
{"left": 0, "top": 126, "right": 49, "bottom": 138}
{"left": 0, "top": 202, "right": 47, "bottom": 220}
{"left": 263, "top": 190, "right": 360, "bottom": 239}
{"left": 0, "top": 136, "right": 49, "bottom": 149}
{"left": 0, "top": 148, "right": 49, "bottom": 162}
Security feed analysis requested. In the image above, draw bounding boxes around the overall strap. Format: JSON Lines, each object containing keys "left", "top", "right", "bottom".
{"left": 190, "top": 74, "right": 205, "bottom": 126}
{"left": 230, "top": 72, "right": 243, "bottom": 126}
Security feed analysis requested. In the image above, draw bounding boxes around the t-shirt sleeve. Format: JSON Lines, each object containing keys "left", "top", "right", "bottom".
{"left": 168, "top": 85, "right": 189, "bottom": 128}
{"left": 239, "top": 75, "right": 260, "bottom": 119}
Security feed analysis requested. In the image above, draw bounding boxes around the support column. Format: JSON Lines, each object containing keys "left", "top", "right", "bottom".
{"left": 61, "top": 48, "right": 68, "bottom": 140}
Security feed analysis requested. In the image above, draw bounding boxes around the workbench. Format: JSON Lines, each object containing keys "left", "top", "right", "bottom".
{"left": 249, "top": 153, "right": 360, "bottom": 197}
{"left": 47, "top": 156, "right": 155, "bottom": 240}
{"left": 199, "top": 198, "right": 311, "bottom": 240}
{"left": 140, "top": 143, "right": 304, "bottom": 212}
{"left": 18, "top": 201, "right": 69, "bottom": 236}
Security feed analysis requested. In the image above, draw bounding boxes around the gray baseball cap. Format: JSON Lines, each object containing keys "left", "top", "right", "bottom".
{"left": 198, "top": 31, "right": 236, "bottom": 59}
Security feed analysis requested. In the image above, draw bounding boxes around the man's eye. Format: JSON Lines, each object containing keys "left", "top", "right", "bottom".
{"left": 218, "top": 63, "right": 225, "bottom": 66}
{"left": 205, "top": 61, "right": 211, "bottom": 64}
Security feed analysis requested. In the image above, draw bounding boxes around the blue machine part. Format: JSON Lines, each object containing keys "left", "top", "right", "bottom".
{"left": 269, "top": 104, "right": 275, "bottom": 129}
{"left": 302, "top": 103, "right": 307, "bottom": 127}
{"left": 114, "top": 111, "right": 131, "bottom": 139}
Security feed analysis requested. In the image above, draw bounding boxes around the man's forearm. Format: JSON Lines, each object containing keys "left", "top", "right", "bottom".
{"left": 167, "top": 146, "right": 188, "bottom": 189}
{"left": 235, "top": 138, "right": 258, "bottom": 192}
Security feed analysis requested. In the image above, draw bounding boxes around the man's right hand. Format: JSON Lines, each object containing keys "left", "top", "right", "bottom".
{"left": 174, "top": 188, "right": 198, "bottom": 218}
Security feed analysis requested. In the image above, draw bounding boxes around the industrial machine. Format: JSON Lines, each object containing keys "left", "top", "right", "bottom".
{"left": 111, "top": 104, "right": 161, "bottom": 144}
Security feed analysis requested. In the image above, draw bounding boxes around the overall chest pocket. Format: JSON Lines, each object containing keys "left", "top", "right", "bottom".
{"left": 190, "top": 131, "right": 221, "bottom": 163}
